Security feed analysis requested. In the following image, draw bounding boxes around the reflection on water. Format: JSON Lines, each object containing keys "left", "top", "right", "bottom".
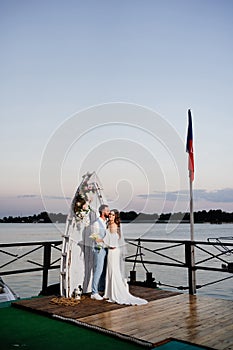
{"left": 0, "top": 223, "right": 232, "bottom": 299}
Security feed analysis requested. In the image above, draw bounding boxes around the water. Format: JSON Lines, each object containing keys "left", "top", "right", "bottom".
{"left": 0, "top": 222, "right": 232, "bottom": 300}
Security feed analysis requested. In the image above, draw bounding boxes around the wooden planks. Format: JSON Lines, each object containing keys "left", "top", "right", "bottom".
{"left": 12, "top": 286, "right": 179, "bottom": 319}
{"left": 12, "top": 286, "right": 233, "bottom": 350}
{"left": 78, "top": 294, "right": 233, "bottom": 350}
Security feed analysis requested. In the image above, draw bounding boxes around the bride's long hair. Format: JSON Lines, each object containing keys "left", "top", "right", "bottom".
{"left": 109, "top": 209, "right": 121, "bottom": 238}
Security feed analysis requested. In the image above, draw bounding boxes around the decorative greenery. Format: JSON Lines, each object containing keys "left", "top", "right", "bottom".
{"left": 73, "top": 193, "right": 91, "bottom": 220}
{"left": 72, "top": 176, "right": 98, "bottom": 220}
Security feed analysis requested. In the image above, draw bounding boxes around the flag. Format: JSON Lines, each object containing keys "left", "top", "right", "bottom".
{"left": 186, "top": 109, "right": 194, "bottom": 182}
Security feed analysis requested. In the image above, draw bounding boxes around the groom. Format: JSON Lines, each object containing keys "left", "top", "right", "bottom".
{"left": 91, "top": 204, "right": 110, "bottom": 300}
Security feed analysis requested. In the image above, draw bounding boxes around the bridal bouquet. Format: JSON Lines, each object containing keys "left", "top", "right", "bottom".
{"left": 89, "top": 233, "right": 99, "bottom": 240}
{"left": 89, "top": 233, "right": 103, "bottom": 251}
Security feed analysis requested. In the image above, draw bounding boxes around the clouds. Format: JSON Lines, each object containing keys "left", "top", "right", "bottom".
{"left": 0, "top": 187, "right": 232, "bottom": 218}
{"left": 194, "top": 189, "right": 233, "bottom": 203}
{"left": 17, "top": 195, "right": 71, "bottom": 200}
{"left": 15, "top": 189, "right": 233, "bottom": 204}
{"left": 137, "top": 188, "right": 233, "bottom": 204}
{"left": 17, "top": 195, "right": 39, "bottom": 199}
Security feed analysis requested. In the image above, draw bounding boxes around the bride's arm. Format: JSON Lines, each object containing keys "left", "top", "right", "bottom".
{"left": 102, "top": 232, "right": 116, "bottom": 249}
{"left": 94, "top": 237, "right": 116, "bottom": 249}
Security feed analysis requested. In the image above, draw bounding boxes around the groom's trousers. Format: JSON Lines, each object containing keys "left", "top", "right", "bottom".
{"left": 92, "top": 247, "right": 107, "bottom": 294}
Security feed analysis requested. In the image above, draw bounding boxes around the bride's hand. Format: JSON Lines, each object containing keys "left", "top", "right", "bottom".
{"left": 96, "top": 238, "right": 103, "bottom": 243}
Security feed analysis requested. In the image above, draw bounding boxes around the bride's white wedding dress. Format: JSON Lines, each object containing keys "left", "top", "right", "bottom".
{"left": 103, "top": 229, "right": 148, "bottom": 305}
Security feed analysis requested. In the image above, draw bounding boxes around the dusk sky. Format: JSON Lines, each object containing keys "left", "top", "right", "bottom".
{"left": 1, "top": 0, "right": 233, "bottom": 217}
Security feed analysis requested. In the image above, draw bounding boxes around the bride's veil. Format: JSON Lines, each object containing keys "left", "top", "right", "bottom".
{"left": 118, "top": 219, "right": 128, "bottom": 281}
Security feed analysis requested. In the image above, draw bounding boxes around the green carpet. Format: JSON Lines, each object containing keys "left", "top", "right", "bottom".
{"left": 1, "top": 303, "right": 211, "bottom": 350}
{"left": 1, "top": 304, "right": 147, "bottom": 350}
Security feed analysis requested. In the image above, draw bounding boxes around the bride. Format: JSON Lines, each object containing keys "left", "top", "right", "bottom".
{"left": 97, "top": 209, "right": 147, "bottom": 305}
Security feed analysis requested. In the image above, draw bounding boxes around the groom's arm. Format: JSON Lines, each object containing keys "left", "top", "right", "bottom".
{"left": 91, "top": 220, "right": 100, "bottom": 235}
{"left": 96, "top": 236, "right": 116, "bottom": 249}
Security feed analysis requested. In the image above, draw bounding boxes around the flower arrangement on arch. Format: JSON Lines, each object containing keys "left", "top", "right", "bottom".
{"left": 72, "top": 173, "right": 99, "bottom": 221}
{"left": 74, "top": 193, "right": 91, "bottom": 220}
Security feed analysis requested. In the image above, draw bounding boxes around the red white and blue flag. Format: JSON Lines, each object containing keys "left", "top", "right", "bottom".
{"left": 186, "top": 109, "right": 194, "bottom": 182}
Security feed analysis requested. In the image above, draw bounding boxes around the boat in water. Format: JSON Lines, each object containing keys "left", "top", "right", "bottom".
{"left": 207, "top": 236, "right": 233, "bottom": 272}
{"left": 0, "top": 277, "right": 19, "bottom": 303}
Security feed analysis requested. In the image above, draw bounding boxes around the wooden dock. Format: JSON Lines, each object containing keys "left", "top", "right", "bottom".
{"left": 12, "top": 286, "right": 233, "bottom": 350}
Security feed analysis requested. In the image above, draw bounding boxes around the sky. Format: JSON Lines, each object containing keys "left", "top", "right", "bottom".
{"left": 1, "top": 0, "right": 233, "bottom": 217}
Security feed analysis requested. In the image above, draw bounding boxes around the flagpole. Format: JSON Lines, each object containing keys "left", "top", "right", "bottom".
{"left": 189, "top": 173, "right": 196, "bottom": 294}
{"left": 186, "top": 109, "right": 196, "bottom": 294}
{"left": 189, "top": 177, "right": 194, "bottom": 241}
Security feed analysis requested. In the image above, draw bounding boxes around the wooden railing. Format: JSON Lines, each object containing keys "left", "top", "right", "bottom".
{"left": 0, "top": 240, "right": 62, "bottom": 294}
{"left": 0, "top": 238, "right": 233, "bottom": 295}
{"left": 125, "top": 238, "right": 233, "bottom": 295}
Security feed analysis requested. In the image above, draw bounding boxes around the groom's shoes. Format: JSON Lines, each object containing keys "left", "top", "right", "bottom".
{"left": 91, "top": 293, "right": 103, "bottom": 301}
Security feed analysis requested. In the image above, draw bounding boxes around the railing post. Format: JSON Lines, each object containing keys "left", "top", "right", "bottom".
{"left": 185, "top": 241, "right": 196, "bottom": 295}
{"left": 42, "top": 243, "right": 51, "bottom": 293}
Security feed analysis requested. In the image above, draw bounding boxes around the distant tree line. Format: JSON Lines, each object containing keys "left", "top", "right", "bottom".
{"left": 1, "top": 209, "right": 233, "bottom": 224}
{"left": 0, "top": 212, "right": 64, "bottom": 224}
{"left": 155, "top": 209, "right": 233, "bottom": 224}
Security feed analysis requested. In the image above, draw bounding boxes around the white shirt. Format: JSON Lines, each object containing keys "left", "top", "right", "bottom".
{"left": 92, "top": 217, "right": 107, "bottom": 239}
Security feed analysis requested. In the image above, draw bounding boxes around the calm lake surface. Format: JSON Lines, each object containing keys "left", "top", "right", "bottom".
{"left": 0, "top": 222, "right": 232, "bottom": 300}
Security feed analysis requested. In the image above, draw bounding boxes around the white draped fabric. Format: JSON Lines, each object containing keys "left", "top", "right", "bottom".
{"left": 60, "top": 172, "right": 107, "bottom": 297}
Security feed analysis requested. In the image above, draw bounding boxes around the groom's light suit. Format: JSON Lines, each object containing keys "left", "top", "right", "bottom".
{"left": 91, "top": 217, "right": 107, "bottom": 294}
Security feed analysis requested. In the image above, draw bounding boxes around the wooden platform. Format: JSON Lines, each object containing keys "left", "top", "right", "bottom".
{"left": 12, "top": 286, "right": 233, "bottom": 350}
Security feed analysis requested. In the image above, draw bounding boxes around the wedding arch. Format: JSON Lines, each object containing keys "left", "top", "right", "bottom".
{"left": 60, "top": 172, "right": 107, "bottom": 297}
